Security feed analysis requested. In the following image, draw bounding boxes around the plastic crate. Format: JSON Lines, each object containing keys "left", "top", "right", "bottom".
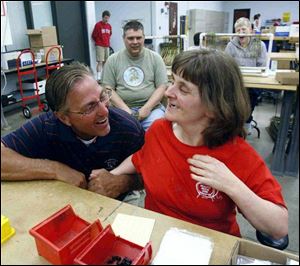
{"left": 29, "top": 205, "right": 103, "bottom": 265}
{"left": 74, "top": 225, "right": 152, "bottom": 265}
{"left": 1, "top": 215, "right": 15, "bottom": 244}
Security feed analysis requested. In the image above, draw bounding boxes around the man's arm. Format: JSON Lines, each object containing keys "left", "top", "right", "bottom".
{"left": 1, "top": 143, "right": 87, "bottom": 188}
{"left": 87, "top": 170, "right": 143, "bottom": 199}
{"left": 257, "top": 41, "right": 267, "bottom": 67}
{"left": 88, "top": 155, "right": 142, "bottom": 198}
{"left": 110, "top": 89, "right": 132, "bottom": 114}
{"left": 138, "top": 84, "right": 167, "bottom": 120}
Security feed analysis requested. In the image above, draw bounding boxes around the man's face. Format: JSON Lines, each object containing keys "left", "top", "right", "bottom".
{"left": 235, "top": 25, "right": 252, "bottom": 46}
{"left": 103, "top": 15, "right": 110, "bottom": 23}
{"left": 123, "top": 29, "right": 145, "bottom": 57}
{"left": 58, "top": 76, "right": 111, "bottom": 140}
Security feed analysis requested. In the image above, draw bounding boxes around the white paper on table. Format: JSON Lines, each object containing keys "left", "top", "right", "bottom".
{"left": 111, "top": 213, "right": 155, "bottom": 247}
{"left": 152, "top": 227, "right": 214, "bottom": 265}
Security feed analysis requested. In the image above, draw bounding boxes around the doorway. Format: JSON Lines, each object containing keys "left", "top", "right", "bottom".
{"left": 51, "top": 1, "right": 90, "bottom": 65}
{"left": 169, "top": 2, "right": 178, "bottom": 36}
{"left": 233, "top": 9, "right": 250, "bottom": 32}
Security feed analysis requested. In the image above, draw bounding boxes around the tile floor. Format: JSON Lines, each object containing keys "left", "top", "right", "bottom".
{"left": 1, "top": 99, "right": 299, "bottom": 254}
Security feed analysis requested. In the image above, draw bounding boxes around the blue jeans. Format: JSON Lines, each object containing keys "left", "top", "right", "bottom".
{"left": 131, "top": 104, "right": 165, "bottom": 131}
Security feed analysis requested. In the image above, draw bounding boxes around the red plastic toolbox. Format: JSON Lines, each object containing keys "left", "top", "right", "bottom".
{"left": 29, "top": 205, "right": 103, "bottom": 265}
{"left": 74, "top": 225, "right": 152, "bottom": 265}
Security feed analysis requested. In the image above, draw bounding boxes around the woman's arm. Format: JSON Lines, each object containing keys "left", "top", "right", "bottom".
{"left": 88, "top": 155, "right": 141, "bottom": 198}
{"left": 110, "top": 155, "right": 136, "bottom": 175}
{"left": 188, "top": 154, "right": 288, "bottom": 239}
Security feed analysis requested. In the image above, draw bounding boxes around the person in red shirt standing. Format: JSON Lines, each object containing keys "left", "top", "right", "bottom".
{"left": 96, "top": 48, "right": 288, "bottom": 241}
{"left": 92, "top": 10, "right": 112, "bottom": 81}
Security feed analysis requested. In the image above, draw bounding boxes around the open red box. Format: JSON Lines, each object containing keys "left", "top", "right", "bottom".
{"left": 74, "top": 225, "right": 152, "bottom": 265}
{"left": 29, "top": 205, "right": 103, "bottom": 265}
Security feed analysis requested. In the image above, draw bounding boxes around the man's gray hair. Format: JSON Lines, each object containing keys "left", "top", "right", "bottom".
{"left": 234, "top": 17, "right": 252, "bottom": 30}
{"left": 45, "top": 62, "right": 94, "bottom": 112}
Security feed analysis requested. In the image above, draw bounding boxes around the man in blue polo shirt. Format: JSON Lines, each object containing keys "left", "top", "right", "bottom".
{"left": 1, "top": 62, "right": 144, "bottom": 200}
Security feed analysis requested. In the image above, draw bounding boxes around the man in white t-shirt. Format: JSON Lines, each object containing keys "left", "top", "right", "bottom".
{"left": 102, "top": 20, "right": 168, "bottom": 131}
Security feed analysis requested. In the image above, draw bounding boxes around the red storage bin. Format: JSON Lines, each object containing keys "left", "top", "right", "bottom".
{"left": 74, "top": 225, "right": 152, "bottom": 265}
{"left": 29, "top": 205, "right": 103, "bottom": 265}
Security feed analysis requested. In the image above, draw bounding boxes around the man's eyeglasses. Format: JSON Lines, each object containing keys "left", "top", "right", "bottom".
{"left": 67, "top": 88, "right": 112, "bottom": 116}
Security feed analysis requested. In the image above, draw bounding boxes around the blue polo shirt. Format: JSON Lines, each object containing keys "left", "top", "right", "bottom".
{"left": 1, "top": 107, "right": 144, "bottom": 178}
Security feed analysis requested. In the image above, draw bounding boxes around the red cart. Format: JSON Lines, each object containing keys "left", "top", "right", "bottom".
{"left": 17, "top": 49, "right": 49, "bottom": 119}
{"left": 45, "top": 45, "right": 62, "bottom": 79}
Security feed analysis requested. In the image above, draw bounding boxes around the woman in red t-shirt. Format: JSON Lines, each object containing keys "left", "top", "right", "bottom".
{"left": 101, "top": 49, "right": 288, "bottom": 240}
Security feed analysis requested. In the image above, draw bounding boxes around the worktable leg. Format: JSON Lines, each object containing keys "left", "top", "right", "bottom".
{"left": 285, "top": 90, "right": 299, "bottom": 177}
{"left": 271, "top": 91, "right": 294, "bottom": 176}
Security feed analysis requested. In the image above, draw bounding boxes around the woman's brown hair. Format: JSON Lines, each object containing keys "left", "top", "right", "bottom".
{"left": 172, "top": 48, "right": 250, "bottom": 148}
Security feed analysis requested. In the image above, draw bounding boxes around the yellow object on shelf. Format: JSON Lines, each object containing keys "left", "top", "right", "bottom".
{"left": 1, "top": 215, "right": 15, "bottom": 244}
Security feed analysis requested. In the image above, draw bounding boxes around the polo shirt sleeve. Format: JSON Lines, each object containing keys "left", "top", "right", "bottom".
{"left": 125, "top": 121, "right": 145, "bottom": 158}
{"left": 1, "top": 116, "right": 47, "bottom": 158}
{"left": 132, "top": 144, "right": 144, "bottom": 174}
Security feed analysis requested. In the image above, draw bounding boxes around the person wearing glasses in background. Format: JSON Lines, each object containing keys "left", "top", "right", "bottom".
{"left": 225, "top": 17, "right": 267, "bottom": 135}
{"left": 1, "top": 62, "right": 145, "bottom": 201}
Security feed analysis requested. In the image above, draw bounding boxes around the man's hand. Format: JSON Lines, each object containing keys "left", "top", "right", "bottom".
{"left": 88, "top": 169, "right": 132, "bottom": 198}
{"left": 138, "top": 106, "right": 151, "bottom": 121}
{"left": 53, "top": 161, "right": 87, "bottom": 189}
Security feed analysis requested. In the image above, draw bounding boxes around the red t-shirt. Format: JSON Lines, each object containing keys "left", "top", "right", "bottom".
{"left": 92, "top": 21, "right": 112, "bottom": 47}
{"left": 132, "top": 119, "right": 286, "bottom": 237}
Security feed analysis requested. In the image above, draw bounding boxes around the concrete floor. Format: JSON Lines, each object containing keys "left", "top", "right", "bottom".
{"left": 1, "top": 99, "right": 299, "bottom": 254}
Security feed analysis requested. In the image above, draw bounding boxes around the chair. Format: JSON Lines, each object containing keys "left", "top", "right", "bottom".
{"left": 256, "top": 230, "right": 289, "bottom": 250}
{"left": 251, "top": 119, "right": 260, "bottom": 138}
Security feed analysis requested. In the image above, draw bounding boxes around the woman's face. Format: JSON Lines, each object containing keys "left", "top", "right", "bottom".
{"left": 164, "top": 73, "right": 212, "bottom": 127}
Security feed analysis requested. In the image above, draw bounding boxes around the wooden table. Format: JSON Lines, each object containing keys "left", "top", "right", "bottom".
{"left": 270, "top": 52, "right": 298, "bottom": 61}
{"left": 243, "top": 74, "right": 298, "bottom": 177}
{"left": 1, "top": 180, "right": 239, "bottom": 265}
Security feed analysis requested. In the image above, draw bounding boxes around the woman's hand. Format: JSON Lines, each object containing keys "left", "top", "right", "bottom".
{"left": 187, "top": 154, "right": 238, "bottom": 195}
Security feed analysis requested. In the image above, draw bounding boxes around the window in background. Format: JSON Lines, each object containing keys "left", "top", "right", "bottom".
{"left": 31, "top": 1, "right": 53, "bottom": 28}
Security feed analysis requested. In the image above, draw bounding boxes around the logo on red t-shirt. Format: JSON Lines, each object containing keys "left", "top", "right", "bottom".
{"left": 195, "top": 182, "right": 222, "bottom": 201}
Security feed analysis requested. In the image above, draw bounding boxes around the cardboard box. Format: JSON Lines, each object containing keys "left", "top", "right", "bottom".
{"left": 27, "top": 26, "right": 58, "bottom": 48}
{"left": 275, "top": 72, "right": 299, "bottom": 85}
{"left": 32, "top": 45, "right": 63, "bottom": 62}
{"left": 17, "top": 78, "right": 46, "bottom": 94}
{"left": 1, "top": 51, "right": 21, "bottom": 70}
{"left": 289, "top": 24, "right": 299, "bottom": 38}
{"left": 231, "top": 239, "right": 299, "bottom": 265}
{"left": 277, "top": 60, "right": 291, "bottom": 69}
{"left": 275, "top": 26, "right": 290, "bottom": 37}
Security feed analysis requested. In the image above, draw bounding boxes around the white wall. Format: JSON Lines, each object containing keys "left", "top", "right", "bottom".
{"left": 93, "top": 1, "right": 152, "bottom": 53}
{"left": 223, "top": 1, "right": 299, "bottom": 33}
{"left": 4, "top": 1, "right": 29, "bottom": 51}
{"left": 31, "top": 1, "right": 53, "bottom": 29}
{"left": 85, "top": 1, "right": 97, "bottom": 76}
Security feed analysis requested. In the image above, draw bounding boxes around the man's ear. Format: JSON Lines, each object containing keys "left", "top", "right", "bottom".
{"left": 55, "top": 111, "right": 72, "bottom": 126}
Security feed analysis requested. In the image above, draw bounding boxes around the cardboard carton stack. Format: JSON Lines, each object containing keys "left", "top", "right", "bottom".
{"left": 27, "top": 26, "right": 63, "bottom": 62}
{"left": 231, "top": 239, "right": 299, "bottom": 265}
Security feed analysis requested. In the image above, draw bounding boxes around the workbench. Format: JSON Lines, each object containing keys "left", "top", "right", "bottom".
{"left": 1, "top": 180, "right": 238, "bottom": 265}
